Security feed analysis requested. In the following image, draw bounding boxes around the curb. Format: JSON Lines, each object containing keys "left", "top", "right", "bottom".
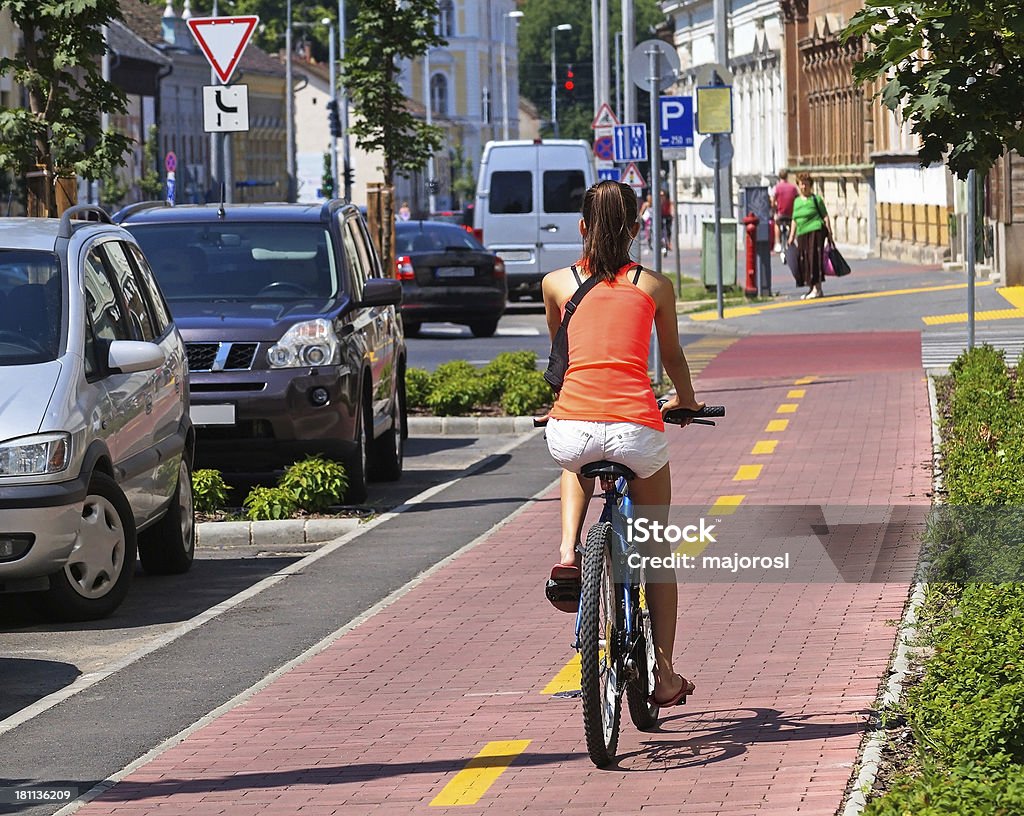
{"left": 407, "top": 416, "right": 541, "bottom": 434}
{"left": 196, "top": 517, "right": 363, "bottom": 547}
{"left": 840, "top": 373, "right": 941, "bottom": 815}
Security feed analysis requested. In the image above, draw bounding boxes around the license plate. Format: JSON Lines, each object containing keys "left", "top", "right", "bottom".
{"left": 190, "top": 404, "right": 235, "bottom": 426}
{"left": 498, "top": 251, "right": 531, "bottom": 262}
{"left": 436, "top": 266, "right": 475, "bottom": 278}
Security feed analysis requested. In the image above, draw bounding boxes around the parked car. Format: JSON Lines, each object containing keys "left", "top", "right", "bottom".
{"left": 0, "top": 206, "right": 193, "bottom": 621}
{"left": 115, "top": 201, "right": 406, "bottom": 502}
{"left": 427, "top": 208, "right": 474, "bottom": 232}
{"left": 394, "top": 221, "right": 507, "bottom": 338}
{"left": 473, "top": 139, "right": 595, "bottom": 300}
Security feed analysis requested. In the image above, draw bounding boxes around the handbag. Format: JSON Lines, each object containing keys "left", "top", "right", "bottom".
{"left": 813, "top": 196, "right": 851, "bottom": 277}
{"left": 543, "top": 265, "right": 603, "bottom": 393}
{"left": 785, "top": 243, "right": 801, "bottom": 284}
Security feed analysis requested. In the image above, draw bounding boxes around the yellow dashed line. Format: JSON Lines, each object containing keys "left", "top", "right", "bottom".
{"left": 709, "top": 494, "right": 745, "bottom": 514}
{"left": 734, "top": 465, "right": 763, "bottom": 481}
{"left": 922, "top": 308, "right": 1024, "bottom": 325}
{"left": 765, "top": 419, "right": 789, "bottom": 432}
{"left": 541, "top": 653, "right": 580, "bottom": 695}
{"left": 751, "top": 440, "right": 778, "bottom": 455}
{"left": 794, "top": 376, "right": 817, "bottom": 385}
{"left": 430, "top": 740, "right": 531, "bottom": 806}
{"left": 777, "top": 403, "right": 798, "bottom": 414}
{"left": 787, "top": 389, "right": 806, "bottom": 399}
{"left": 690, "top": 281, "right": 993, "bottom": 320}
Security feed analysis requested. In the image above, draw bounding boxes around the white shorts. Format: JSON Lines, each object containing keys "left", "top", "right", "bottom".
{"left": 546, "top": 418, "right": 669, "bottom": 479}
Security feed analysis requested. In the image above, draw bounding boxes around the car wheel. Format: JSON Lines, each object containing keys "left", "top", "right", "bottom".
{"left": 40, "top": 472, "right": 137, "bottom": 622}
{"left": 404, "top": 321, "right": 421, "bottom": 338}
{"left": 345, "top": 398, "right": 370, "bottom": 504}
{"left": 138, "top": 456, "right": 196, "bottom": 575}
{"left": 469, "top": 319, "right": 499, "bottom": 338}
{"left": 368, "top": 377, "right": 405, "bottom": 482}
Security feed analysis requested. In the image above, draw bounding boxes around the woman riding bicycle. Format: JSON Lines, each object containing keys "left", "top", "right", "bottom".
{"left": 541, "top": 179, "right": 703, "bottom": 707}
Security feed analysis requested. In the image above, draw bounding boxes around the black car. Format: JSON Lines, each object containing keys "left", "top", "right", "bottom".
{"left": 114, "top": 201, "right": 406, "bottom": 503}
{"left": 395, "top": 221, "right": 506, "bottom": 338}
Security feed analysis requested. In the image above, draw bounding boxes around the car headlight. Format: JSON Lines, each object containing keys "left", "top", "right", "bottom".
{"left": 267, "top": 319, "right": 341, "bottom": 369}
{"left": 0, "top": 432, "right": 71, "bottom": 477}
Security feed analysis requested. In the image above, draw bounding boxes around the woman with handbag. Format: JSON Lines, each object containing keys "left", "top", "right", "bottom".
{"left": 787, "top": 172, "right": 831, "bottom": 300}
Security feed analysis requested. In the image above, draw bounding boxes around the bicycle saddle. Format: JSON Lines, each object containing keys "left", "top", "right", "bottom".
{"left": 581, "top": 461, "right": 636, "bottom": 480}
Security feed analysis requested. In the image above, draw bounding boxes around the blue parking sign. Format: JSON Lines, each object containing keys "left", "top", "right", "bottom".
{"left": 659, "top": 96, "right": 694, "bottom": 148}
{"left": 613, "top": 124, "right": 647, "bottom": 163}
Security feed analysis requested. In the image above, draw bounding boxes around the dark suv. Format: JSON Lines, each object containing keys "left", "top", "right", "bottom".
{"left": 115, "top": 201, "right": 406, "bottom": 502}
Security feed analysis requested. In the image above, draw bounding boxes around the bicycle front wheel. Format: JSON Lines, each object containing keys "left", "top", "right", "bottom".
{"left": 579, "top": 521, "right": 622, "bottom": 767}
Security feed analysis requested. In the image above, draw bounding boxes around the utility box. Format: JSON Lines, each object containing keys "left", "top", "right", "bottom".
{"left": 701, "top": 218, "right": 738, "bottom": 287}
{"left": 741, "top": 186, "right": 772, "bottom": 242}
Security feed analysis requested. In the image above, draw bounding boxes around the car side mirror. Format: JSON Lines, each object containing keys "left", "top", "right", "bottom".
{"left": 107, "top": 340, "right": 165, "bottom": 375}
{"left": 359, "top": 278, "right": 402, "bottom": 307}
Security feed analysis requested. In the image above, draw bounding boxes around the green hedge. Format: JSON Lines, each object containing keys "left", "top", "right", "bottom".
{"left": 405, "top": 351, "right": 551, "bottom": 416}
{"left": 866, "top": 346, "right": 1024, "bottom": 814}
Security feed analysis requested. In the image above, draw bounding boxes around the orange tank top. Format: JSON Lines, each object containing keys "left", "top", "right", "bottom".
{"left": 549, "top": 262, "right": 663, "bottom": 431}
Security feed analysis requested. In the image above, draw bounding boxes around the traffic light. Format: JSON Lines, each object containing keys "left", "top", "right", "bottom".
{"left": 327, "top": 99, "right": 342, "bottom": 138}
{"left": 344, "top": 164, "right": 354, "bottom": 189}
{"left": 564, "top": 65, "right": 575, "bottom": 95}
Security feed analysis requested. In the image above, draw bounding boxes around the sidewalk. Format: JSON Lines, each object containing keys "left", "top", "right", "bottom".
{"left": 68, "top": 331, "right": 933, "bottom": 816}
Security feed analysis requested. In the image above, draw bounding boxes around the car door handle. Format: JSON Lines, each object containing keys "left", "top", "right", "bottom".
{"left": 541, "top": 223, "right": 559, "bottom": 232}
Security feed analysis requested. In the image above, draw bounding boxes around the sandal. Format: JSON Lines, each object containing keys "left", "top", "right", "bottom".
{"left": 648, "top": 674, "right": 696, "bottom": 707}
{"left": 545, "top": 564, "right": 580, "bottom": 613}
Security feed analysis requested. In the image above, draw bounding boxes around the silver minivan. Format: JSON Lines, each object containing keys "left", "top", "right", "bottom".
{"left": 473, "top": 139, "right": 596, "bottom": 300}
{"left": 0, "top": 207, "right": 193, "bottom": 621}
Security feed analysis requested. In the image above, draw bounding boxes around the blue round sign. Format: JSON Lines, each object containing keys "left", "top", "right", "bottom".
{"left": 593, "top": 135, "right": 614, "bottom": 161}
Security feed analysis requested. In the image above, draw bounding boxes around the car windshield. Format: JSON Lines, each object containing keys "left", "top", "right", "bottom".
{"left": 128, "top": 224, "right": 339, "bottom": 301}
{"left": 396, "top": 223, "right": 485, "bottom": 254}
{"left": 0, "top": 250, "right": 63, "bottom": 366}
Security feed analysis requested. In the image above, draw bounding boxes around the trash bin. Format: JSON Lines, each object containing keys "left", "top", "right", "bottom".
{"left": 701, "top": 218, "right": 738, "bottom": 287}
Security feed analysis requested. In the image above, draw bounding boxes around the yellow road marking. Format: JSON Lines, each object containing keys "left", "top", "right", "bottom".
{"left": 794, "top": 376, "right": 817, "bottom": 385}
{"left": 998, "top": 286, "right": 1024, "bottom": 309}
{"left": 777, "top": 403, "right": 798, "bottom": 414}
{"left": 690, "top": 281, "right": 993, "bottom": 320}
{"left": 751, "top": 440, "right": 778, "bottom": 455}
{"left": 765, "top": 419, "right": 789, "bottom": 432}
{"left": 709, "top": 494, "right": 745, "bottom": 514}
{"left": 681, "top": 336, "right": 740, "bottom": 376}
{"left": 922, "top": 308, "right": 1024, "bottom": 325}
{"left": 430, "top": 740, "right": 531, "bottom": 806}
{"left": 541, "top": 653, "right": 580, "bottom": 695}
{"left": 734, "top": 464, "right": 763, "bottom": 481}
{"left": 787, "top": 389, "right": 806, "bottom": 398}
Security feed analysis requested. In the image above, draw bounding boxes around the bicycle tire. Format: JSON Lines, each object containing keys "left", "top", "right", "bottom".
{"left": 579, "top": 521, "right": 622, "bottom": 767}
{"left": 626, "top": 598, "right": 659, "bottom": 730}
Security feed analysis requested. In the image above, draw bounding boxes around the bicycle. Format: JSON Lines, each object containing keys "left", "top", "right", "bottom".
{"left": 570, "top": 404, "right": 724, "bottom": 766}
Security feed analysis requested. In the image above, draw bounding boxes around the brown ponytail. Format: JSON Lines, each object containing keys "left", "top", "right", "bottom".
{"left": 580, "top": 180, "right": 639, "bottom": 282}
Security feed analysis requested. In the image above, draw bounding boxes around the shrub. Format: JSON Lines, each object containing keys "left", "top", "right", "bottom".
{"left": 243, "top": 486, "right": 298, "bottom": 521}
{"left": 480, "top": 351, "right": 539, "bottom": 403}
{"left": 192, "top": 469, "right": 229, "bottom": 513}
{"left": 500, "top": 369, "right": 552, "bottom": 416}
{"left": 426, "top": 360, "right": 488, "bottom": 415}
{"left": 278, "top": 456, "right": 348, "bottom": 512}
{"left": 405, "top": 367, "right": 432, "bottom": 409}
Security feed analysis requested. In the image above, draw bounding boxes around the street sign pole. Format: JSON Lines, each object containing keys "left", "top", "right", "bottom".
{"left": 647, "top": 43, "right": 662, "bottom": 385}
{"left": 967, "top": 168, "right": 976, "bottom": 349}
{"left": 714, "top": 134, "right": 724, "bottom": 319}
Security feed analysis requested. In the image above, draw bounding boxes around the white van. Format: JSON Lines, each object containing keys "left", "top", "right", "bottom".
{"left": 473, "top": 140, "right": 596, "bottom": 300}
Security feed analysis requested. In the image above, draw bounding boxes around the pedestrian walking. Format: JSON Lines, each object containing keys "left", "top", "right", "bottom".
{"left": 787, "top": 173, "right": 831, "bottom": 300}
{"left": 771, "top": 168, "right": 798, "bottom": 261}
{"left": 659, "top": 189, "right": 673, "bottom": 253}
{"left": 397, "top": 201, "right": 412, "bottom": 221}
{"left": 639, "top": 192, "right": 653, "bottom": 250}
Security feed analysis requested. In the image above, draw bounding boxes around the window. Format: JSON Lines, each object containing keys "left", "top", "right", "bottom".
{"left": 83, "top": 249, "right": 130, "bottom": 376}
{"left": 543, "top": 170, "right": 586, "bottom": 213}
{"left": 395, "top": 223, "right": 484, "bottom": 254}
{"left": 438, "top": 0, "right": 454, "bottom": 37}
{"left": 488, "top": 171, "right": 532, "bottom": 214}
{"left": 0, "top": 250, "right": 62, "bottom": 365}
{"left": 100, "top": 241, "right": 156, "bottom": 341}
{"left": 342, "top": 219, "right": 367, "bottom": 299}
{"left": 125, "top": 243, "right": 172, "bottom": 335}
{"left": 431, "top": 73, "right": 448, "bottom": 117}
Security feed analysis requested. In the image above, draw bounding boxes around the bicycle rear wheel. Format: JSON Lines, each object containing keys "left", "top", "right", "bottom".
{"left": 626, "top": 592, "right": 659, "bottom": 730}
{"left": 579, "top": 521, "right": 622, "bottom": 767}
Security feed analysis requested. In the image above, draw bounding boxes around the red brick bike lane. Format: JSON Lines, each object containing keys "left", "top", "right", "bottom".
{"left": 72, "top": 331, "right": 932, "bottom": 816}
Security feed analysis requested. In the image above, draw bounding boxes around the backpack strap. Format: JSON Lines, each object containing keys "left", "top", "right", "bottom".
{"left": 562, "top": 268, "right": 601, "bottom": 320}
{"left": 571, "top": 264, "right": 583, "bottom": 286}
{"left": 631, "top": 264, "right": 643, "bottom": 285}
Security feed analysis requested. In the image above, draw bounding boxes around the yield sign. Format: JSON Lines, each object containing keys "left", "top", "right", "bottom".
{"left": 187, "top": 16, "right": 260, "bottom": 84}
{"left": 620, "top": 162, "right": 646, "bottom": 189}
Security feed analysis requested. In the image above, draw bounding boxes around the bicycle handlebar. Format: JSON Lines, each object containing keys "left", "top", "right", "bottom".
{"left": 534, "top": 404, "right": 725, "bottom": 428}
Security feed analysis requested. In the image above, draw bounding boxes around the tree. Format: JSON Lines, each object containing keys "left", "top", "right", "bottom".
{"left": 517, "top": 0, "right": 666, "bottom": 140}
{"left": 843, "top": 1, "right": 1024, "bottom": 179}
{"left": 138, "top": 125, "right": 164, "bottom": 200}
{"left": 340, "top": 0, "right": 445, "bottom": 186}
{"left": 0, "top": 1, "right": 133, "bottom": 215}
{"left": 450, "top": 144, "right": 474, "bottom": 209}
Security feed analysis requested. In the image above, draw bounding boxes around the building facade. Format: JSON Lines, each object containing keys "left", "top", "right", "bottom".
{"left": 398, "top": 0, "right": 523, "bottom": 215}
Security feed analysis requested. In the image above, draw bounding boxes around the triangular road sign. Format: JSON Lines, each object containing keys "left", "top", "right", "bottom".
{"left": 591, "top": 102, "right": 620, "bottom": 129}
{"left": 187, "top": 16, "right": 260, "bottom": 84}
{"left": 620, "top": 162, "right": 646, "bottom": 188}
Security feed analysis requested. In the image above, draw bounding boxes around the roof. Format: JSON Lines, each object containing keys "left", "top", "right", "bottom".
{"left": 119, "top": 0, "right": 284, "bottom": 77}
{"left": 116, "top": 202, "right": 358, "bottom": 225}
{"left": 107, "top": 18, "right": 171, "bottom": 67}
{"left": 0, "top": 218, "right": 125, "bottom": 252}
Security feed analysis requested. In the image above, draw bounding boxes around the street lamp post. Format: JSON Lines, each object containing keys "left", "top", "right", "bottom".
{"left": 286, "top": 0, "right": 295, "bottom": 201}
{"left": 338, "top": 0, "right": 352, "bottom": 201}
{"left": 326, "top": 18, "right": 337, "bottom": 197}
{"left": 501, "top": 10, "right": 524, "bottom": 141}
{"left": 550, "top": 23, "right": 571, "bottom": 138}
